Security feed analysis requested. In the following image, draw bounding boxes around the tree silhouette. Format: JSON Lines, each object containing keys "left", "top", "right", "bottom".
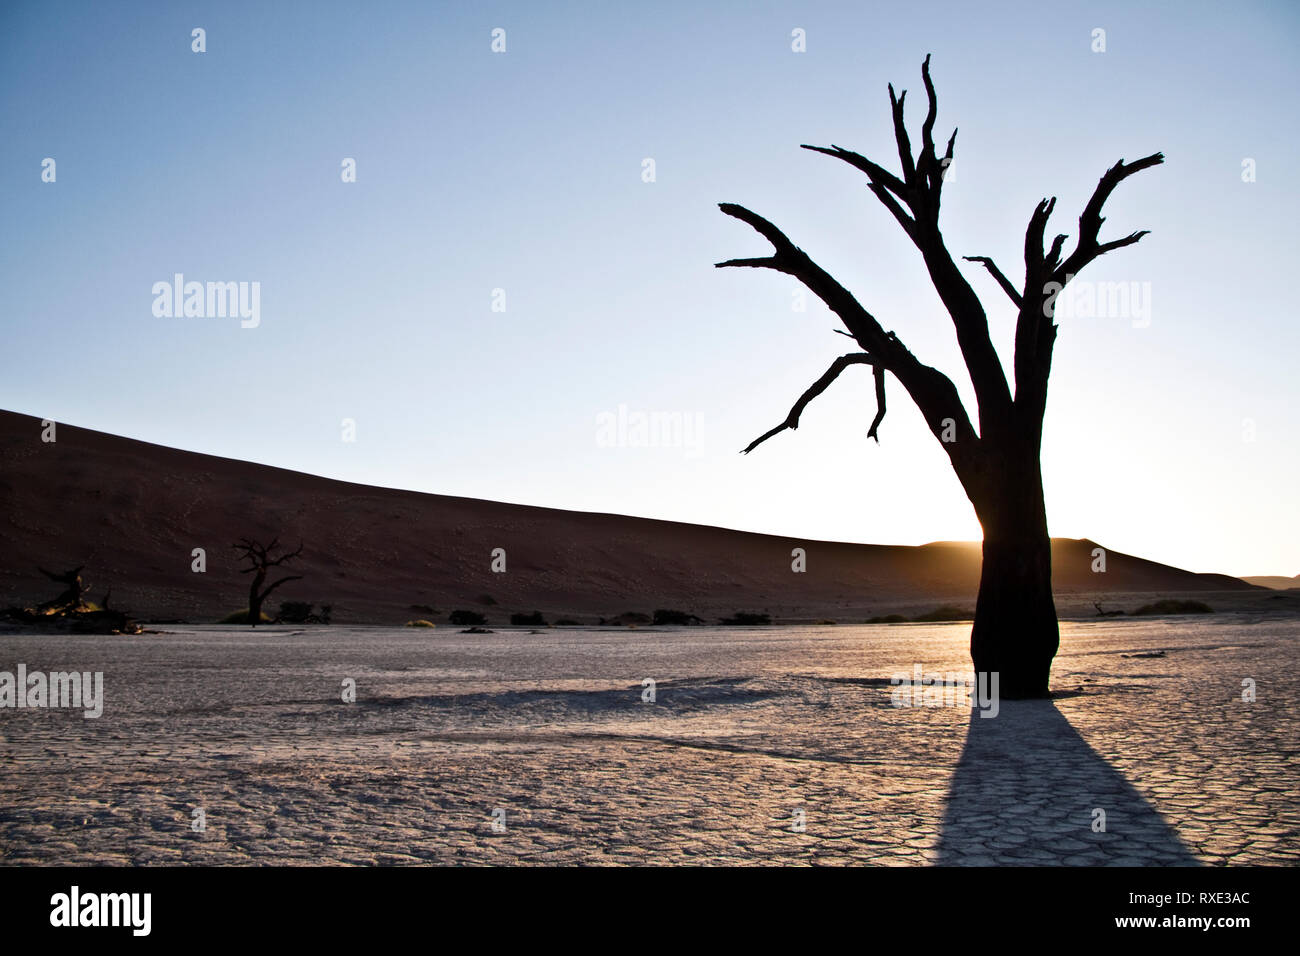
{"left": 717, "top": 56, "right": 1162, "bottom": 698}
{"left": 36, "top": 565, "right": 87, "bottom": 610}
{"left": 5, "top": 565, "right": 139, "bottom": 633}
{"left": 232, "top": 538, "right": 303, "bottom": 627}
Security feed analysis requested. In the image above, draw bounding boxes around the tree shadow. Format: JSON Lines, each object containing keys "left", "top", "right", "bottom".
{"left": 935, "top": 699, "right": 1199, "bottom": 865}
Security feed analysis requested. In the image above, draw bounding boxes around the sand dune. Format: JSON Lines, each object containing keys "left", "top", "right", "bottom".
{"left": 0, "top": 410, "right": 1261, "bottom": 625}
{"left": 1241, "top": 575, "right": 1300, "bottom": 590}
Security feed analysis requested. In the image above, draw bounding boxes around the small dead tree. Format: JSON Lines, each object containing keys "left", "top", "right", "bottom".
{"left": 717, "top": 56, "right": 1162, "bottom": 698}
{"left": 37, "top": 565, "right": 87, "bottom": 610}
{"left": 8, "top": 567, "right": 138, "bottom": 633}
{"left": 232, "top": 538, "right": 303, "bottom": 627}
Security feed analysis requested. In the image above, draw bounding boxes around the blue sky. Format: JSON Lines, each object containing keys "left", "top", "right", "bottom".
{"left": 2, "top": 0, "right": 1297, "bottom": 576}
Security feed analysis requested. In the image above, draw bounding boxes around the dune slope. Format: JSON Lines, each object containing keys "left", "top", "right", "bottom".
{"left": 0, "top": 410, "right": 1255, "bottom": 623}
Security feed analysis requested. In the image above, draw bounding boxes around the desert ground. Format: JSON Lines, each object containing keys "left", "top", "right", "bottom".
{"left": 1, "top": 616, "right": 1296, "bottom": 866}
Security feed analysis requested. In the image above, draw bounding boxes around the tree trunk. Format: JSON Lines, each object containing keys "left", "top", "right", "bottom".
{"left": 969, "top": 450, "right": 1059, "bottom": 699}
{"left": 248, "top": 573, "right": 264, "bottom": 628}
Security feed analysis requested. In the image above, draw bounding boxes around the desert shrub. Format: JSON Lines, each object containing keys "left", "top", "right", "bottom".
{"left": 604, "top": 611, "right": 651, "bottom": 626}
{"left": 816, "top": 619, "right": 837, "bottom": 625}
{"left": 405, "top": 619, "right": 436, "bottom": 628}
{"left": 510, "top": 611, "right": 547, "bottom": 626}
{"left": 1131, "top": 599, "right": 1214, "bottom": 616}
{"left": 554, "top": 618, "right": 581, "bottom": 626}
{"left": 278, "top": 601, "right": 313, "bottom": 624}
{"left": 276, "top": 601, "right": 332, "bottom": 624}
{"left": 653, "top": 609, "right": 702, "bottom": 625}
{"left": 866, "top": 614, "right": 909, "bottom": 624}
{"left": 911, "top": 605, "right": 975, "bottom": 622}
{"left": 219, "top": 609, "right": 272, "bottom": 624}
{"left": 449, "top": 609, "right": 487, "bottom": 626}
{"left": 720, "top": 612, "right": 771, "bottom": 626}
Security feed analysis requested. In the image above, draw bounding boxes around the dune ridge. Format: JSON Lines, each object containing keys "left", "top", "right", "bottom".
{"left": 0, "top": 410, "right": 1259, "bottom": 625}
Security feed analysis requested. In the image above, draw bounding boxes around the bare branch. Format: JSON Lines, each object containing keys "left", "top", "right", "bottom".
{"left": 887, "top": 84, "right": 916, "bottom": 185}
{"left": 918, "top": 53, "right": 954, "bottom": 195}
{"left": 38, "top": 565, "right": 84, "bottom": 584}
{"left": 716, "top": 203, "right": 794, "bottom": 252}
{"left": 938, "top": 127, "right": 957, "bottom": 189}
{"left": 1011, "top": 154, "right": 1162, "bottom": 420}
{"left": 1012, "top": 197, "right": 1062, "bottom": 409}
{"left": 233, "top": 538, "right": 267, "bottom": 564}
{"left": 920, "top": 54, "right": 938, "bottom": 160}
{"left": 867, "top": 183, "right": 918, "bottom": 241}
{"left": 1045, "top": 233, "right": 1068, "bottom": 272}
{"left": 1023, "top": 198, "right": 1057, "bottom": 292}
{"left": 715, "top": 203, "right": 895, "bottom": 357}
{"left": 742, "top": 353, "right": 879, "bottom": 454}
{"left": 799, "top": 144, "right": 908, "bottom": 201}
{"left": 1094, "top": 229, "right": 1151, "bottom": 257}
{"left": 266, "top": 542, "right": 304, "bottom": 567}
{"left": 963, "top": 256, "right": 1023, "bottom": 308}
{"left": 259, "top": 575, "right": 303, "bottom": 601}
{"left": 714, "top": 256, "right": 778, "bottom": 269}
{"left": 1057, "top": 153, "right": 1164, "bottom": 280}
{"left": 800, "top": 60, "right": 1012, "bottom": 424}
{"left": 867, "top": 363, "right": 887, "bottom": 441}
{"left": 716, "top": 201, "right": 982, "bottom": 474}
{"left": 1020, "top": 229, "right": 1151, "bottom": 407}
{"left": 799, "top": 145, "right": 919, "bottom": 241}
{"left": 234, "top": 538, "right": 302, "bottom": 568}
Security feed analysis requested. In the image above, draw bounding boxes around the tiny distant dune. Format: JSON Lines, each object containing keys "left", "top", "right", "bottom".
{"left": 0, "top": 410, "right": 1266, "bottom": 627}
{"left": 1240, "top": 575, "right": 1300, "bottom": 590}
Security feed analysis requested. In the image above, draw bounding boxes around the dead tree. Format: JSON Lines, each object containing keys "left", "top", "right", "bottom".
{"left": 717, "top": 56, "right": 1162, "bottom": 698}
{"left": 232, "top": 538, "right": 303, "bottom": 627}
{"left": 37, "top": 565, "right": 87, "bottom": 610}
{"left": 8, "top": 568, "right": 138, "bottom": 633}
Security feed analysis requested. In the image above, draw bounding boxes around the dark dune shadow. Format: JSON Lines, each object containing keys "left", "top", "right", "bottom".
{"left": 935, "top": 700, "right": 1199, "bottom": 865}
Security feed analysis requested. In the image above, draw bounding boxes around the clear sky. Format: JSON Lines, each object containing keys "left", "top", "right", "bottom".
{"left": 2, "top": 0, "right": 1296, "bottom": 577}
